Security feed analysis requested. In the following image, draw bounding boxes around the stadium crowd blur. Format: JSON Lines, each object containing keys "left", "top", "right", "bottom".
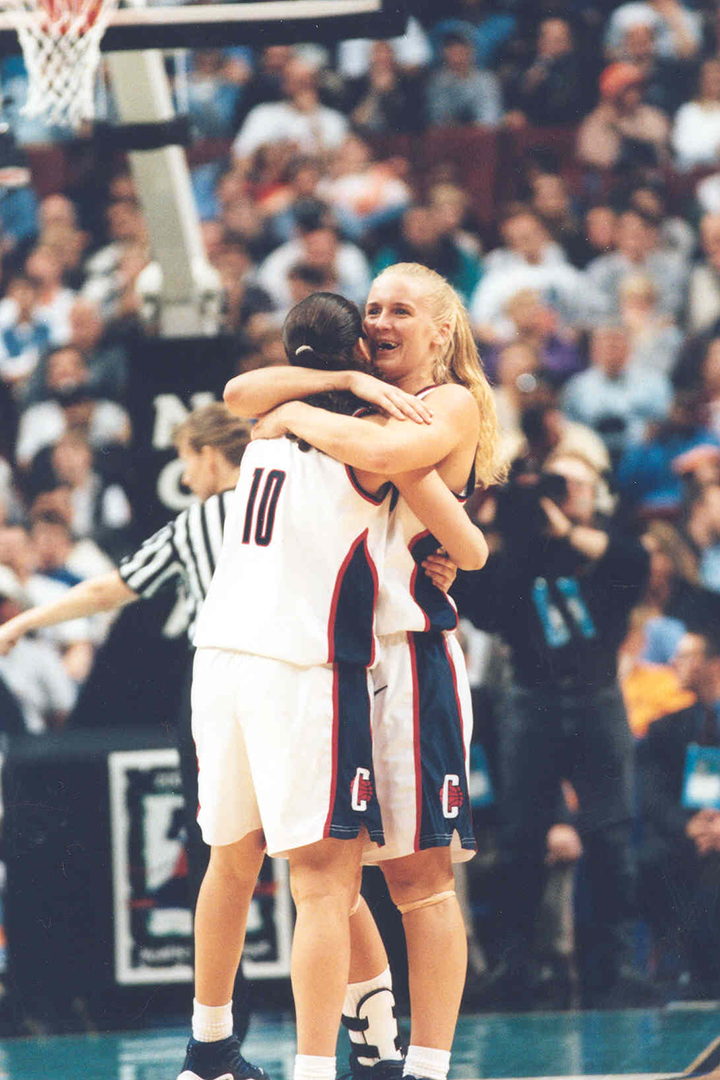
{"left": 3, "top": 0, "right": 720, "bottom": 1014}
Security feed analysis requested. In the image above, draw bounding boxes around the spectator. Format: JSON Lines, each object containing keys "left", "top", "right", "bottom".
{"left": 636, "top": 626, "right": 720, "bottom": 999}
{"left": 628, "top": 178, "right": 696, "bottom": 262}
{"left": 372, "top": 202, "right": 482, "bottom": 305}
{"left": 428, "top": 0, "right": 517, "bottom": 70}
{"left": 15, "top": 345, "right": 131, "bottom": 469}
{"left": 679, "top": 482, "right": 720, "bottom": 593}
{"left": 22, "top": 243, "right": 75, "bottom": 346}
{"left": 0, "top": 272, "right": 51, "bottom": 398}
{"left": 703, "top": 338, "right": 720, "bottom": 441}
{"left": 81, "top": 195, "right": 149, "bottom": 316}
{"left": 210, "top": 237, "right": 274, "bottom": 341}
{"left": 618, "top": 607, "right": 695, "bottom": 738}
{"left": 258, "top": 154, "right": 323, "bottom": 247}
{"left": 483, "top": 288, "right": 585, "bottom": 387}
{"left": 616, "top": 391, "right": 720, "bottom": 522}
{"left": 505, "top": 17, "right": 589, "bottom": 128}
{"left": 47, "top": 432, "right": 132, "bottom": 558}
{"left": 491, "top": 340, "right": 539, "bottom": 443}
{"left": 687, "top": 212, "right": 720, "bottom": 337}
{"left": 570, "top": 203, "right": 618, "bottom": 270}
{"left": 428, "top": 181, "right": 483, "bottom": 259}
{"left": 316, "top": 135, "right": 412, "bottom": 244}
{"left": 604, "top": 0, "right": 702, "bottom": 62}
{"left": 469, "top": 204, "right": 588, "bottom": 344}
{"left": 613, "top": 20, "right": 694, "bottom": 115}
{"left": 185, "top": 49, "right": 250, "bottom": 141}
{"left": 426, "top": 28, "right": 503, "bottom": 128}
{"left": 345, "top": 40, "right": 426, "bottom": 134}
{"left": 576, "top": 62, "right": 670, "bottom": 171}
{"left": 672, "top": 59, "right": 720, "bottom": 171}
{"left": 0, "top": 562, "right": 76, "bottom": 732}
{"left": 618, "top": 274, "right": 683, "bottom": 377}
{"left": 562, "top": 324, "right": 672, "bottom": 464}
{"left": 0, "top": 523, "right": 93, "bottom": 652}
{"left": 231, "top": 57, "right": 349, "bottom": 164}
{"left": 584, "top": 207, "right": 688, "bottom": 325}
{"left": 336, "top": 14, "right": 432, "bottom": 80}
{"left": 498, "top": 385, "right": 611, "bottom": 481}
{"left": 529, "top": 171, "right": 589, "bottom": 269}
{"left": 232, "top": 45, "right": 292, "bottom": 128}
{"left": 455, "top": 452, "right": 653, "bottom": 1008}
{"left": 254, "top": 199, "right": 371, "bottom": 311}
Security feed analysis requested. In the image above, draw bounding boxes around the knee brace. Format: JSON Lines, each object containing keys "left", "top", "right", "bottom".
{"left": 396, "top": 889, "right": 455, "bottom": 915}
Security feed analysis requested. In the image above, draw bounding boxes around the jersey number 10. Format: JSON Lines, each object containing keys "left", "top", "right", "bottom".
{"left": 242, "top": 468, "right": 287, "bottom": 547}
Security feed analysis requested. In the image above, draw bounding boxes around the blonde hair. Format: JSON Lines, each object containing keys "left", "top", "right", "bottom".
{"left": 374, "top": 263, "right": 505, "bottom": 487}
{"left": 173, "top": 402, "right": 251, "bottom": 467}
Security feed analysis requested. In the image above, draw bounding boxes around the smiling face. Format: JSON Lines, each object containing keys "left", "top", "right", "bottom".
{"left": 363, "top": 272, "right": 446, "bottom": 391}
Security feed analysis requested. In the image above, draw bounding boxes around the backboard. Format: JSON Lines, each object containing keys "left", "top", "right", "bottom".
{"left": 0, "top": 0, "right": 408, "bottom": 54}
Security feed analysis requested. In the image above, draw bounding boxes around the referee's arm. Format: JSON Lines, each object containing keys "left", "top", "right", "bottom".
{"left": 0, "top": 572, "right": 138, "bottom": 654}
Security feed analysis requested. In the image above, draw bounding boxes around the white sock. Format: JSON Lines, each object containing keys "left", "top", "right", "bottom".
{"left": 293, "top": 1053, "right": 336, "bottom": 1080}
{"left": 343, "top": 966, "right": 402, "bottom": 1063}
{"left": 404, "top": 1046, "right": 451, "bottom": 1080}
{"left": 192, "top": 998, "right": 233, "bottom": 1042}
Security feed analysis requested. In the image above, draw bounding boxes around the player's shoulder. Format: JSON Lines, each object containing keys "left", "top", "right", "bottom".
{"left": 422, "top": 383, "right": 478, "bottom": 423}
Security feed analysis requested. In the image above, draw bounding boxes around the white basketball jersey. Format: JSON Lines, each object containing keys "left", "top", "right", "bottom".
{"left": 376, "top": 389, "right": 474, "bottom": 636}
{"left": 194, "top": 437, "right": 391, "bottom": 667}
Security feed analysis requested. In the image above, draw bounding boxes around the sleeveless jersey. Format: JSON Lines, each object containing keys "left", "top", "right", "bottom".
{"left": 194, "top": 437, "right": 391, "bottom": 667}
{"left": 376, "top": 387, "right": 475, "bottom": 636}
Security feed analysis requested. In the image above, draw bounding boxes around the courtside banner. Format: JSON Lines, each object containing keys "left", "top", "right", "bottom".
{"left": 108, "top": 748, "right": 292, "bottom": 984}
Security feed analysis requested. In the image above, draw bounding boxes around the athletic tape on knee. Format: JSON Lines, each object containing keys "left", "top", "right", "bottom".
{"left": 396, "top": 890, "right": 455, "bottom": 916}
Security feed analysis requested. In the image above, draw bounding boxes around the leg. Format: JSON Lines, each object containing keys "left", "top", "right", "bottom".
{"left": 288, "top": 834, "right": 366, "bottom": 1059}
{"left": 194, "top": 829, "right": 266, "bottom": 1007}
{"left": 344, "top": 890, "right": 404, "bottom": 1073}
{"left": 382, "top": 848, "right": 466, "bottom": 1060}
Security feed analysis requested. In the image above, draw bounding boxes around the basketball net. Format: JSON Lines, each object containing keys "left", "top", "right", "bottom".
{"left": 1, "top": 0, "right": 118, "bottom": 127}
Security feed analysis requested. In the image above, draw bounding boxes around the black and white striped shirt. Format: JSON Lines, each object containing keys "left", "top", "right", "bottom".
{"left": 118, "top": 489, "right": 232, "bottom": 639}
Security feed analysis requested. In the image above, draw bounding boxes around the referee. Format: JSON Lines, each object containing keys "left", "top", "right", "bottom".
{"left": 0, "top": 402, "right": 263, "bottom": 1071}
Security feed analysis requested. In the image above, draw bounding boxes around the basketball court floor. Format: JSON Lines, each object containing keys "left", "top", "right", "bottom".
{"left": 1, "top": 1006, "right": 720, "bottom": 1080}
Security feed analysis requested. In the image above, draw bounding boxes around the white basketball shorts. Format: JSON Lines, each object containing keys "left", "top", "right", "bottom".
{"left": 191, "top": 647, "right": 385, "bottom": 856}
{"left": 363, "top": 630, "right": 476, "bottom": 864}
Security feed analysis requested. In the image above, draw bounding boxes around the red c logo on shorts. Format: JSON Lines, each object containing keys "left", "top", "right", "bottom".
{"left": 351, "top": 767, "right": 373, "bottom": 812}
{"left": 441, "top": 774, "right": 463, "bottom": 819}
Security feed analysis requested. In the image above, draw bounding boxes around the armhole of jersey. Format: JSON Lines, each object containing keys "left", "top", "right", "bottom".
{"left": 345, "top": 464, "right": 390, "bottom": 505}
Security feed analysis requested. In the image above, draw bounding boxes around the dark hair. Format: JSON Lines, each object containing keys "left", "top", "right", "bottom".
{"left": 283, "top": 292, "right": 363, "bottom": 371}
{"left": 282, "top": 292, "right": 367, "bottom": 443}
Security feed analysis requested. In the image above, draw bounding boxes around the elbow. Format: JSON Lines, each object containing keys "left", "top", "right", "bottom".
{"left": 363, "top": 446, "right": 394, "bottom": 475}
{"left": 456, "top": 533, "right": 489, "bottom": 573}
{"left": 223, "top": 378, "right": 256, "bottom": 419}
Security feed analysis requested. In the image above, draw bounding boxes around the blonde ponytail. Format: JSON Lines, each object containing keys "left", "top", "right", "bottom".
{"left": 375, "top": 263, "right": 506, "bottom": 488}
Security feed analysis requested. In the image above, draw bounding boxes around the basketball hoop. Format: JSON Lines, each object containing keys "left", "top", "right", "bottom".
{"left": 0, "top": 0, "right": 119, "bottom": 127}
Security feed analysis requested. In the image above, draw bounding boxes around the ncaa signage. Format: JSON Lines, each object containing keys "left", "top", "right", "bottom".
{"left": 125, "top": 335, "right": 238, "bottom": 538}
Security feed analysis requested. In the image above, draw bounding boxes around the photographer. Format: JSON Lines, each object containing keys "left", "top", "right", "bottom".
{"left": 455, "top": 452, "right": 652, "bottom": 1008}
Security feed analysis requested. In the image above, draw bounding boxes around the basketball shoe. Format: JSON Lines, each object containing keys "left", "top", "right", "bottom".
{"left": 177, "top": 1034, "right": 269, "bottom": 1080}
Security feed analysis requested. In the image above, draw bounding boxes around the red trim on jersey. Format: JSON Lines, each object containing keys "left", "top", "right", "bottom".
{"left": 409, "top": 528, "right": 432, "bottom": 632}
{"left": 443, "top": 637, "right": 467, "bottom": 765}
{"left": 366, "top": 543, "right": 380, "bottom": 669}
{"left": 345, "top": 464, "right": 387, "bottom": 505}
{"left": 323, "top": 664, "right": 341, "bottom": 838}
{"left": 408, "top": 633, "right": 423, "bottom": 851}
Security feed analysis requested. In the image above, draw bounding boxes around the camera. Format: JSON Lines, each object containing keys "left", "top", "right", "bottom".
{"left": 494, "top": 459, "right": 568, "bottom": 546}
